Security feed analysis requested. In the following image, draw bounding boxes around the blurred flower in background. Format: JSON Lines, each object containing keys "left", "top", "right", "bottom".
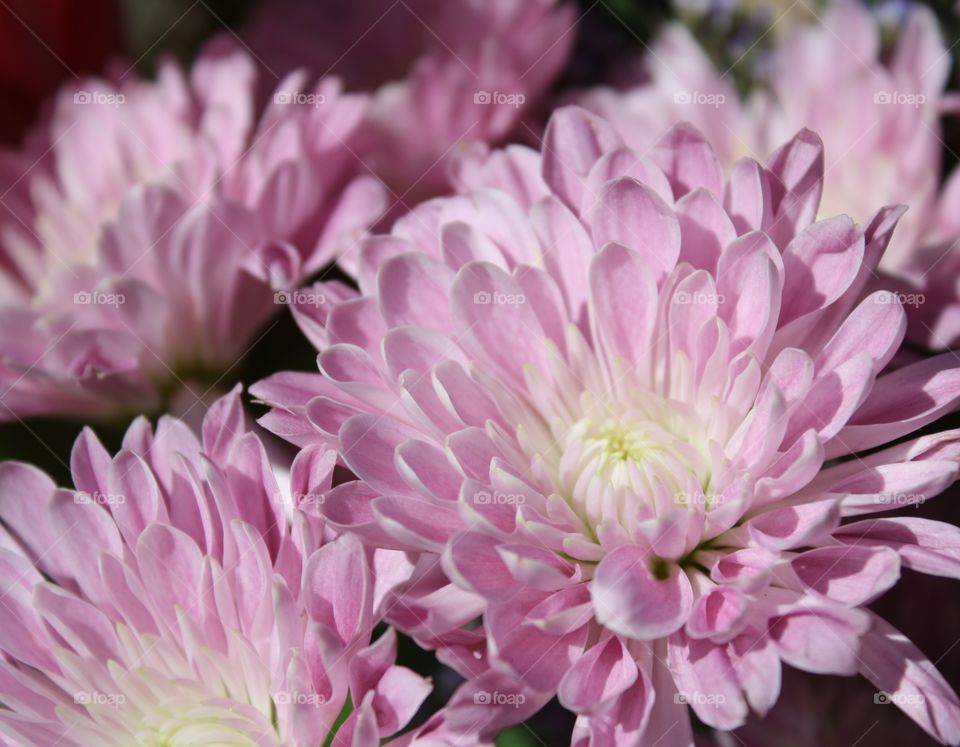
{"left": 579, "top": 1, "right": 951, "bottom": 271}
{"left": 244, "top": 0, "right": 577, "bottom": 203}
{"left": 0, "top": 39, "right": 383, "bottom": 422}
{"left": 577, "top": 0, "right": 960, "bottom": 359}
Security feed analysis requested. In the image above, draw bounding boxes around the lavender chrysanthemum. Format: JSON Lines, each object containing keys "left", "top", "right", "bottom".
{"left": 0, "top": 388, "right": 492, "bottom": 746}
{"left": 255, "top": 107, "right": 960, "bottom": 745}
{"left": 0, "top": 40, "right": 384, "bottom": 422}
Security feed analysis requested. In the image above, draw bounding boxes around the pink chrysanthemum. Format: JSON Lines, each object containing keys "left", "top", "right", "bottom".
{"left": 244, "top": 0, "right": 576, "bottom": 200}
{"left": 578, "top": 0, "right": 951, "bottom": 271}
{"left": 0, "top": 387, "right": 495, "bottom": 747}
{"left": 255, "top": 107, "right": 960, "bottom": 745}
{"left": 578, "top": 0, "right": 960, "bottom": 355}
{"left": 0, "top": 40, "right": 384, "bottom": 422}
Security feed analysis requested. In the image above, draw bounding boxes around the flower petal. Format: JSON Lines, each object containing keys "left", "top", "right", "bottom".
{"left": 592, "top": 546, "right": 693, "bottom": 640}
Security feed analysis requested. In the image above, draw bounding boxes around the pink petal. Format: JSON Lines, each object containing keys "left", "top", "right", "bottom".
{"left": 558, "top": 636, "right": 638, "bottom": 714}
{"left": 764, "top": 128, "right": 824, "bottom": 247}
{"left": 710, "top": 547, "right": 779, "bottom": 593}
{"left": 783, "top": 352, "right": 875, "bottom": 445}
{"left": 836, "top": 353, "right": 960, "bottom": 456}
{"left": 304, "top": 533, "right": 370, "bottom": 645}
{"left": 526, "top": 585, "right": 595, "bottom": 635}
{"left": 371, "top": 665, "right": 432, "bottom": 737}
{"left": 136, "top": 523, "right": 203, "bottom": 630}
{"left": 668, "top": 631, "right": 749, "bottom": 730}
{"left": 728, "top": 626, "right": 782, "bottom": 716}
{"left": 531, "top": 195, "right": 594, "bottom": 319}
{"left": 33, "top": 583, "right": 121, "bottom": 662}
{"left": 589, "top": 243, "right": 658, "bottom": 369}
{"left": 497, "top": 543, "right": 577, "bottom": 591}
{"left": 769, "top": 606, "right": 870, "bottom": 675}
{"left": 69, "top": 427, "right": 111, "bottom": 497}
{"left": 108, "top": 450, "right": 166, "bottom": 545}
{"left": 833, "top": 460, "right": 959, "bottom": 516}
{"left": 779, "top": 216, "right": 863, "bottom": 328}
{"left": 589, "top": 178, "right": 681, "bottom": 284}
{"left": 833, "top": 517, "right": 960, "bottom": 579}
{"left": 486, "top": 592, "right": 589, "bottom": 692}
{"left": 859, "top": 615, "right": 960, "bottom": 745}
{"left": 747, "top": 498, "right": 841, "bottom": 551}
{"left": 373, "top": 495, "right": 464, "bottom": 552}
{"left": 378, "top": 252, "right": 454, "bottom": 331}
{"left": 542, "top": 106, "right": 622, "bottom": 212}
{"left": 815, "top": 291, "right": 906, "bottom": 376}
{"left": 789, "top": 545, "right": 900, "bottom": 606}
{"left": 320, "top": 481, "right": 415, "bottom": 551}
{"left": 395, "top": 439, "right": 462, "bottom": 502}
{"left": 450, "top": 261, "right": 549, "bottom": 387}
{"left": 443, "top": 531, "right": 519, "bottom": 602}
{"left": 685, "top": 586, "right": 748, "bottom": 642}
{"left": 676, "top": 187, "right": 737, "bottom": 274}
{"left": 0, "top": 462, "right": 59, "bottom": 570}
{"left": 339, "top": 415, "right": 414, "bottom": 495}
{"left": 585, "top": 147, "right": 675, "bottom": 207}
{"left": 592, "top": 545, "right": 693, "bottom": 640}
{"left": 201, "top": 385, "right": 248, "bottom": 464}
{"left": 724, "top": 158, "right": 772, "bottom": 235}
{"left": 327, "top": 298, "right": 389, "bottom": 358}
{"left": 652, "top": 123, "right": 724, "bottom": 200}
{"left": 715, "top": 231, "right": 782, "bottom": 357}
{"left": 639, "top": 654, "right": 695, "bottom": 747}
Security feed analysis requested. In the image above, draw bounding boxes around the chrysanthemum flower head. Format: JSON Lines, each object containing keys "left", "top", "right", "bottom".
{"left": 255, "top": 106, "right": 960, "bottom": 745}
{"left": 0, "top": 39, "right": 385, "bottom": 421}
{"left": 0, "top": 387, "right": 485, "bottom": 746}
{"left": 578, "top": 0, "right": 950, "bottom": 271}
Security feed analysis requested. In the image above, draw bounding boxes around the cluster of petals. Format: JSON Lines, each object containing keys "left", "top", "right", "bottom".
{"left": 0, "top": 386, "right": 499, "bottom": 746}
{"left": 578, "top": 1, "right": 957, "bottom": 293}
{"left": 0, "top": 40, "right": 384, "bottom": 421}
{"left": 578, "top": 0, "right": 960, "bottom": 354}
{"left": 255, "top": 106, "right": 960, "bottom": 746}
{"left": 245, "top": 0, "right": 576, "bottom": 200}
